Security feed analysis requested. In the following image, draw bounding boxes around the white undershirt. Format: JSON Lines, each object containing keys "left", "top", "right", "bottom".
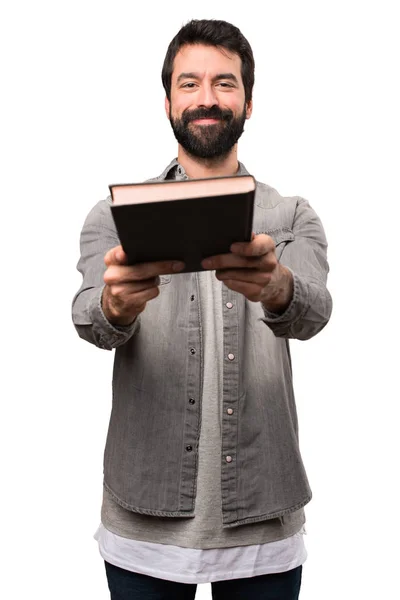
{"left": 94, "top": 523, "right": 306, "bottom": 584}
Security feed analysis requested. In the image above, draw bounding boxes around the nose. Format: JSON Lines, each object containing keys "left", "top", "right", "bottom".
{"left": 196, "top": 83, "right": 218, "bottom": 108}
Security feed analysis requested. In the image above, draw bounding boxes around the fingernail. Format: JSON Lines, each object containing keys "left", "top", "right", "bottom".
{"left": 172, "top": 262, "right": 185, "bottom": 272}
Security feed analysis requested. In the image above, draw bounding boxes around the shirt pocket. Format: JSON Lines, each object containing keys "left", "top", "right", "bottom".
{"left": 265, "top": 228, "right": 295, "bottom": 261}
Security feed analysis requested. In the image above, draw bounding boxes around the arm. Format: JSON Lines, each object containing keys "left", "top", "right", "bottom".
{"left": 261, "top": 198, "right": 332, "bottom": 340}
{"left": 71, "top": 199, "right": 139, "bottom": 350}
{"left": 72, "top": 199, "right": 185, "bottom": 350}
{"left": 201, "top": 197, "right": 332, "bottom": 341}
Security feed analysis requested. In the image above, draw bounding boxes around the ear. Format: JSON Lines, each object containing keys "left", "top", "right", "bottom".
{"left": 245, "top": 99, "right": 253, "bottom": 119}
{"left": 165, "top": 97, "right": 171, "bottom": 120}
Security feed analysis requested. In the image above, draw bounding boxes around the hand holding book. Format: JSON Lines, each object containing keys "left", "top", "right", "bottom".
{"left": 102, "top": 245, "right": 185, "bottom": 326}
{"left": 201, "top": 233, "right": 294, "bottom": 314}
{"left": 101, "top": 233, "right": 293, "bottom": 326}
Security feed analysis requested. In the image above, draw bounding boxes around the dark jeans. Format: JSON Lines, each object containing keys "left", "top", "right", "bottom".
{"left": 105, "top": 561, "right": 302, "bottom": 599}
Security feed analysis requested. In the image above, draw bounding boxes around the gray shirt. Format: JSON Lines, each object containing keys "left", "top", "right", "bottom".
{"left": 72, "top": 159, "right": 332, "bottom": 529}
{"left": 101, "top": 268, "right": 305, "bottom": 548}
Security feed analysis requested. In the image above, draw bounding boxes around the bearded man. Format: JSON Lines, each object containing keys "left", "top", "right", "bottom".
{"left": 72, "top": 18, "right": 332, "bottom": 600}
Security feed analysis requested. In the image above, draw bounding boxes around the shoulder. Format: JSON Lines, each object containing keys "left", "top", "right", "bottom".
{"left": 255, "top": 178, "right": 319, "bottom": 217}
{"left": 254, "top": 181, "right": 304, "bottom": 229}
{"left": 253, "top": 179, "right": 324, "bottom": 240}
{"left": 82, "top": 197, "right": 115, "bottom": 230}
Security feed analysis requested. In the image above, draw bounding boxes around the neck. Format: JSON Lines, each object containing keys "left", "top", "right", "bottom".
{"left": 177, "top": 145, "right": 240, "bottom": 179}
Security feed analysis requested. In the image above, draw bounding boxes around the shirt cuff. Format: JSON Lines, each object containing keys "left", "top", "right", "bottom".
{"left": 261, "top": 270, "right": 309, "bottom": 329}
{"left": 90, "top": 286, "right": 140, "bottom": 349}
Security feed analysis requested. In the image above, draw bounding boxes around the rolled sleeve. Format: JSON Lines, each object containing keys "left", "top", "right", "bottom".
{"left": 74, "top": 285, "right": 140, "bottom": 350}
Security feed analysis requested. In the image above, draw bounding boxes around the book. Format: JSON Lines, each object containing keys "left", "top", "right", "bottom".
{"left": 109, "top": 174, "right": 256, "bottom": 273}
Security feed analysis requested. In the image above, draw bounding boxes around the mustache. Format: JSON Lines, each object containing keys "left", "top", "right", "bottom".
{"left": 182, "top": 106, "right": 233, "bottom": 125}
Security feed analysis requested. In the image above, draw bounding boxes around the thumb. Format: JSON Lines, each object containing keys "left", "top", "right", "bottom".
{"left": 104, "top": 245, "right": 128, "bottom": 266}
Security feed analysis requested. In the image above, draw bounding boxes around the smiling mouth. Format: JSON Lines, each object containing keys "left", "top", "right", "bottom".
{"left": 191, "top": 118, "right": 221, "bottom": 125}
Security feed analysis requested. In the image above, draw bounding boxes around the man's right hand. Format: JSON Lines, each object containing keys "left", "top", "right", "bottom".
{"left": 102, "top": 245, "right": 185, "bottom": 326}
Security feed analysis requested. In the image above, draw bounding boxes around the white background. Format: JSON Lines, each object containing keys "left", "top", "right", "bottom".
{"left": 1, "top": 1, "right": 399, "bottom": 598}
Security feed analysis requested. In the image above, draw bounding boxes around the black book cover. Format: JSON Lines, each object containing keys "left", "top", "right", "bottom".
{"left": 109, "top": 176, "right": 256, "bottom": 273}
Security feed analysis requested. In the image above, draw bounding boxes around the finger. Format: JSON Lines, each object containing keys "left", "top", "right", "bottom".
{"left": 108, "top": 284, "right": 161, "bottom": 310}
{"left": 222, "top": 279, "right": 263, "bottom": 302}
{"left": 230, "top": 234, "right": 275, "bottom": 257}
{"left": 133, "top": 302, "right": 147, "bottom": 316}
{"left": 104, "top": 265, "right": 154, "bottom": 285}
{"left": 126, "top": 286, "right": 160, "bottom": 306}
{"left": 202, "top": 253, "right": 249, "bottom": 270}
{"left": 104, "top": 260, "right": 185, "bottom": 284}
{"left": 203, "top": 251, "right": 276, "bottom": 272}
{"left": 104, "top": 245, "right": 128, "bottom": 267}
{"left": 216, "top": 269, "right": 272, "bottom": 286}
{"left": 106, "top": 277, "right": 161, "bottom": 296}
{"left": 131, "top": 260, "right": 185, "bottom": 279}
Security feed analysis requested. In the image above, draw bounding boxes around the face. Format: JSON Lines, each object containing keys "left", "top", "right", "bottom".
{"left": 166, "top": 44, "right": 252, "bottom": 160}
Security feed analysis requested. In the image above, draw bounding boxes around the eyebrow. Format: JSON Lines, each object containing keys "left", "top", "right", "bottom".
{"left": 176, "top": 72, "right": 239, "bottom": 84}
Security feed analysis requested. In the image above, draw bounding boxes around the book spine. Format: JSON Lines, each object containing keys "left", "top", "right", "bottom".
{"left": 246, "top": 191, "right": 255, "bottom": 240}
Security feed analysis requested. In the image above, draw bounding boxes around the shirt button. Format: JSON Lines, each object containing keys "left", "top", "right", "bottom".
{"left": 189, "top": 398, "right": 195, "bottom": 405}
{"left": 190, "top": 348, "right": 196, "bottom": 355}
{"left": 226, "top": 302, "right": 233, "bottom": 309}
{"left": 225, "top": 455, "right": 233, "bottom": 463}
{"left": 190, "top": 295, "right": 195, "bottom": 301}
{"left": 228, "top": 353, "right": 235, "bottom": 361}
{"left": 186, "top": 445, "right": 193, "bottom": 452}
{"left": 227, "top": 408, "right": 233, "bottom": 415}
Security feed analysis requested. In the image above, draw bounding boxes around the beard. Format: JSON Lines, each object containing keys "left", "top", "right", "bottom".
{"left": 169, "top": 104, "right": 247, "bottom": 160}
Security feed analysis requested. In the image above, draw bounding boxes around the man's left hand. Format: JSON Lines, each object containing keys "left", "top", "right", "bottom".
{"left": 201, "top": 234, "right": 294, "bottom": 314}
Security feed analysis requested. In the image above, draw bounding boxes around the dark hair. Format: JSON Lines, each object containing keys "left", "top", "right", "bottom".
{"left": 162, "top": 19, "right": 255, "bottom": 104}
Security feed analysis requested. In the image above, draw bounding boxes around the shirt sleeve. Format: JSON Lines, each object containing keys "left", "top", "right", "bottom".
{"left": 71, "top": 199, "right": 140, "bottom": 350}
{"left": 262, "top": 197, "right": 333, "bottom": 340}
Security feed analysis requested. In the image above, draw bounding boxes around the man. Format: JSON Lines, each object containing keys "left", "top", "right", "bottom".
{"left": 72, "top": 18, "right": 332, "bottom": 600}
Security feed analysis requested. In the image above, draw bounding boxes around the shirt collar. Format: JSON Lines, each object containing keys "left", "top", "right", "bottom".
{"left": 160, "top": 158, "right": 251, "bottom": 181}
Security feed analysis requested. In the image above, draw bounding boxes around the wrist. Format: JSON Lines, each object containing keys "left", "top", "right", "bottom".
{"left": 101, "top": 286, "right": 138, "bottom": 326}
{"left": 261, "top": 266, "right": 294, "bottom": 315}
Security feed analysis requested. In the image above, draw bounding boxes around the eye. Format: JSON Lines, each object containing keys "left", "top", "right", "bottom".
{"left": 181, "top": 82, "right": 197, "bottom": 89}
{"left": 217, "top": 82, "right": 234, "bottom": 89}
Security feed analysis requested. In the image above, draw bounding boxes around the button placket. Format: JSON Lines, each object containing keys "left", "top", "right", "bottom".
{"left": 181, "top": 272, "right": 202, "bottom": 512}
{"left": 221, "top": 286, "right": 241, "bottom": 519}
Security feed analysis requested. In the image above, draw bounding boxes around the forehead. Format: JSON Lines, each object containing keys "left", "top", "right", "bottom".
{"left": 172, "top": 44, "right": 242, "bottom": 81}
